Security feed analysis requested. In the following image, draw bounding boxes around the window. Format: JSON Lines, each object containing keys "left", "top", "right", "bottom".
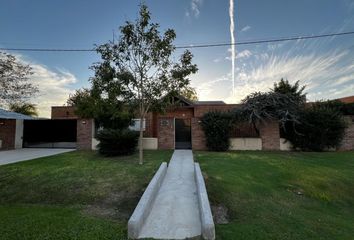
{"left": 129, "top": 119, "right": 146, "bottom": 131}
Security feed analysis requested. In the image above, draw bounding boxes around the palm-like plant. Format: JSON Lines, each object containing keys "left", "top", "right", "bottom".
{"left": 9, "top": 102, "right": 38, "bottom": 117}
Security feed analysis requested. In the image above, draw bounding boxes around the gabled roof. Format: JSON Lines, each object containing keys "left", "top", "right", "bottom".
{"left": 193, "top": 101, "right": 226, "bottom": 105}
{"left": 0, "top": 108, "right": 34, "bottom": 120}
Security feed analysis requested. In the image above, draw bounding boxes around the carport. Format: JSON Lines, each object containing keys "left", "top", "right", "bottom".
{"left": 23, "top": 119, "right": 77, "bottom": 149}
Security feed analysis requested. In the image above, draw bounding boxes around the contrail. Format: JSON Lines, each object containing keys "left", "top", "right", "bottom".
{"left": 229, "top": 0, "right": 235, "bottom": 95}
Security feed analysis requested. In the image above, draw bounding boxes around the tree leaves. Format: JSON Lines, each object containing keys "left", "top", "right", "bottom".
{"left": 0, "top": 52, "right": 38, "bottom": 108}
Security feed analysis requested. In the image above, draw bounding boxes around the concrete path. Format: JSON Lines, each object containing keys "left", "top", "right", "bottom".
{"left": 0, "top": 148, "right": 75, "bottom": 166}
{"left": 139, "top": 150, "right": 201, "bottom": 239}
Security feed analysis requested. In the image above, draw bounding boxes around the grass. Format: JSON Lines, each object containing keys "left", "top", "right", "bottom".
{"left": 0, "top": 150, "right": 172, "bottom": 240}
{"left": 195, "top": 151, "right": 354, "bottom": 240}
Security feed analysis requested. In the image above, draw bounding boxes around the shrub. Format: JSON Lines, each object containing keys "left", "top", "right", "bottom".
{"left": 96, "top": 128, "right": 139, "bottom": 156}
{"left": 201, "top": 111, "right": 232, "bottom": 151}
{"left": 284, "top": 102, "right": 347, "bottom": 151}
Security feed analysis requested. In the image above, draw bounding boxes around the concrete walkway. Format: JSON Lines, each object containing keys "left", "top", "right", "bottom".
{"left": 0, "top": 148, "right": 75, "bottom": 166}
{"left": 139, "top": 150, "right": 201, "bottom": 239}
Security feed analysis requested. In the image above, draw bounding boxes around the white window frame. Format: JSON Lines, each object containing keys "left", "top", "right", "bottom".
{"left": 129, "top": 118, "right": 146, "bottom": 131}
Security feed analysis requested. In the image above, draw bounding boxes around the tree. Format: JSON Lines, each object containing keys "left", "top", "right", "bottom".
{"left": 9, "top": 102, "right": 38, "bottom": 117}
{"left": 272, "top": 78, "right": 306, "bottom": 105}
{"left": 236, "top": 92, "right": 301, "bottom": 130}
{"left": 93, "top": 4, "right": 198, "bottom": 164}
{"left": 0, "top": 52, "right": 38, "bottom": 107}
{"left": 285, "top": 101, "right": 346, "bottom": 151}
{"left": 67, "top": 88, "right": 132, "bottom": 130}
{"left": 180, "top": 86, "right": 198, "bottom": 101}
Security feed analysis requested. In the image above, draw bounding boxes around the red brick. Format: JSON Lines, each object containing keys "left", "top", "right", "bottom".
{"left": 77, "top": 118, "right": 93, "bottom": 150}
{"left": 52, "top": 106, "right": 78, "bottom": 119}
{"left": 259, "top": 120, "right": 280, "bottom": 150}
{"left": 339, "top": 116, "right": 354, "bottom": 151}
{"left": 157, "top": 117, "right": 174, "bottom": 149}
{"left": 0, "top": 119, "right": 16, "bottom": 150}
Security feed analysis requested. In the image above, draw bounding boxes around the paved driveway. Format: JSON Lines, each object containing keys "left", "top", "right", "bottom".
{"left": 0, "top": 148, "right": 75, "bottom": 166}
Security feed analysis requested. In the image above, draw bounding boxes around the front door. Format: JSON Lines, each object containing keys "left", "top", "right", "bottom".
{"left": 175, "top": 118, "right": 192, "bottom": 149}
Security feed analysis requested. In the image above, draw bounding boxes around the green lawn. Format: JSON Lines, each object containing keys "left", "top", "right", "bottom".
{"left": 1, "top": 150, "right": 353, "bottom": 239}
{"left": 195, "top": 151, "right": 354, "bottom": 240}
{"left": 0, "top": 150, "right": 172, "bottom": 240}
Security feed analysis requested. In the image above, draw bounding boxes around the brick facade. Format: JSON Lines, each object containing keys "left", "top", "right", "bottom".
{"left": 157, "top": 117, "right": 175, "bottom": 149}
{"left": 0, "top": 119, "right": 16, "bottom": 150}
{"left": 51, "top": 106, "right": 78, "bottom": 119}
{"left": 191, "top": 117, "right": 207, "bottom": 150}
{"left": 339, "top": 116, "right": 354, "bottom": 151}
{"left": 259, "top": 120, "right": 280, "bottom": 150}
{"left": 76, "top": 118, "right": 93, "bottom": 150}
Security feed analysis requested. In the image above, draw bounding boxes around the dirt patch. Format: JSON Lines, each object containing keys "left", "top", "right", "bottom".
{"left": 211, "top": 204, "right": 229, "bottom": 224}
{"left": 82, "top": 190, "right": 141, "bottom": 221}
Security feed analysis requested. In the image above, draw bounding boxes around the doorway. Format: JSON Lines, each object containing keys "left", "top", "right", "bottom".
{"left": 175, "top": 118, "right": 192, "bottom": 149}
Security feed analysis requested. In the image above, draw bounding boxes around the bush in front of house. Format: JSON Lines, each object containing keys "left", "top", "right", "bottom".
{"left": 201, "top": 111, "right": 232, "bottom": 151}
{"left": 96, "top": 128, "right": 139, "bottom": 156}
{"left": 283, "top": 101, "right": 347, "bottom": 151}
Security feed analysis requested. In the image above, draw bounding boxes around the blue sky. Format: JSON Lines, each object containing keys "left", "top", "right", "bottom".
{"left": 1, "top": 0, "right": 354, "bottom": 117}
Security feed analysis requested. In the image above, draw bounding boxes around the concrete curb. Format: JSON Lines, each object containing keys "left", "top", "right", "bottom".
{"left": 128, "top": 162, "right": 168, "bottom": 239}
{"left": 194, "top": 163, "right": 215, "bottom": 240}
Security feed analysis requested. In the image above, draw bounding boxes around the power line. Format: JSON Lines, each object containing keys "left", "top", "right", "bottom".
{"left": 0, "top": 31, "right": 353, "bottom": 52}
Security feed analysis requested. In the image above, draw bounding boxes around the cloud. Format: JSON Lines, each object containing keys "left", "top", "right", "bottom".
{"left": 237, "top": 50, "right": 252, "bottom": 59}
{"left": 30, "top": 64, "right": 77, "bottom": 117}
{"left": 225, "top": 49, "right": 252, "bottom": 61}
{"left": 241, "top": 25, "right": 251, "bottom": 32}
{"left": 196, "top": 39, "right": 354, "bottom": 104}
{"left": 186, "top": 0, "right": 203, "bottom": 18}
{"left": 8, "top": 53, "right": 78, "bottom": 117}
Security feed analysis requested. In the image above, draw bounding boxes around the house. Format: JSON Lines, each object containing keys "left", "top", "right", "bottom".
{"left": 1, "top": 94, "right": 353, "bottom": 151}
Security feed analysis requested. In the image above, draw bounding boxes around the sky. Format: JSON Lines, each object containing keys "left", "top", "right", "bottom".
{"left": 1, "top": 0, "right": 354, "bottom": 117}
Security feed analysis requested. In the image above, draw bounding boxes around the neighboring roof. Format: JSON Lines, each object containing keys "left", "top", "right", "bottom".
{"left": 0, "top": 108, "right": 34, "bottom": 120}
{"left": 337, "top": 95, "right": 354, "bottom": 104}
{"left": 193, "top": 101, "right": 226, "bottom": 105}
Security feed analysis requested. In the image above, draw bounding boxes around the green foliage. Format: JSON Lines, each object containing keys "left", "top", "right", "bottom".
{"left": 272, "top": 78, "right": 306, "bottom": 104}
{"left": 179, "top": 86, "right": 198, "bottom": 101}
{"left": 284, "top": 101, "right": 347, "bottom": 151}
{"left": 201, "top": 111, "right": 232, "bottom": 151}
{"left": 341, "top": 102, "right": 354, "bottom": 115}
{"left": 96, "top": 129, "right": 139, "bottom": 156}
{"left": 9, "top": 102, "right": 38, "bottom": 116}
{"left": 0, "top": 52, "right": 38, "bottom": 108}
{"left": 68, "top": 88, "right": 133, "bottom": 130}
{"left": 92, "top": 4, "right": 198, "bottom": 163}
{"left": 236, "top": 91, "right": 301, "bottom": 128}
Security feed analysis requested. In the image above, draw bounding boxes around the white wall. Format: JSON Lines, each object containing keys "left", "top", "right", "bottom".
{"left": 229, "top": 138, "right": 262, "bottom": 150}
{"left": 279, "top": 138, "right": 292, "bottom": 151}
{"left": 142, "top": 138, "right": 158, "bottom": 150}
{"left": 91, "top": 137, "right": 158, "bottom": 150}
{"left": 15, "top": 120, "right": 24, "bottom": 149}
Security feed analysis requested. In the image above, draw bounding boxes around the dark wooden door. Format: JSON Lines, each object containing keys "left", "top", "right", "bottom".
{"left": 175, "top": 118, "right": 192, "bottom": 149}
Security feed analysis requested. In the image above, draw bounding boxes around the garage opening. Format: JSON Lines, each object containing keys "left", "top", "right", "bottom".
{"left": 23, "top": 119, "right": 77, "bottom": 148}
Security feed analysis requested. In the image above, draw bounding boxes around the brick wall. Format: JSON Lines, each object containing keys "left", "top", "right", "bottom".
{"left": 191, "top": 117, "right": 207, "bottom": 150}
{"left": 52, "top": 106, "right": 78, "bottom": 119}
{"left": 157, "top": 117, "right": 174, "bottom": 149}
{"left": 0, "top": 119, "right": 16, "bottom": 150}
{"left": 77, "top": 118, "right": 93, "bottom": 150}
{"left": 339, "top": 116, "right": 354, "bottom": 151}
{"left": 259, "top": 120, "right": 280, "bottom": 150}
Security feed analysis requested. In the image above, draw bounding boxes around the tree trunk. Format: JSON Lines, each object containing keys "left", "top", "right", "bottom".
{"left": 139, "top": 114, "right": 144, "bottom": 165}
